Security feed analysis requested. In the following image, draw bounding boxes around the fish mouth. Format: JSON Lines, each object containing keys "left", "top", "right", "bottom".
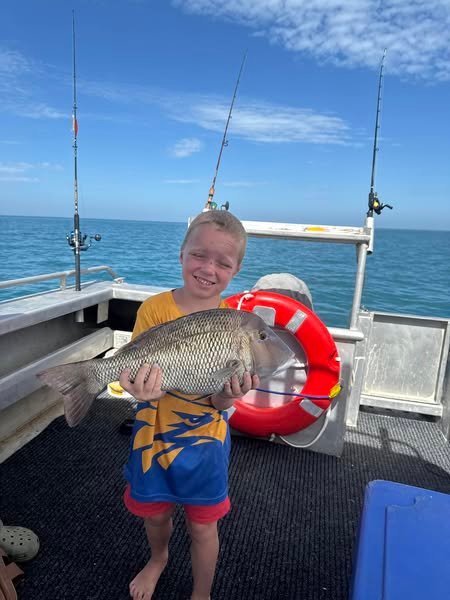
{"left": 270, "top": 354, "right": 298, "bottom": 375}
{"left": 250, "top": 326, "right": 296, "bottom": 380}
{"left": 256, "top": 352, "right": 296, "bottom": 379}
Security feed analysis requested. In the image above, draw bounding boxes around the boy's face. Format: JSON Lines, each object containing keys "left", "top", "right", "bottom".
{"left": 180, "top": 223, "right": 241, "bottom": 300}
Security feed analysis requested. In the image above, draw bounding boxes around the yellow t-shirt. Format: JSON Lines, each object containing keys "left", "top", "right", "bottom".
{"left": 133, "top": 289, "right": 186, "bottom": 337}
{"left": 123, "top": 290, "right": 231, "bottom": 505}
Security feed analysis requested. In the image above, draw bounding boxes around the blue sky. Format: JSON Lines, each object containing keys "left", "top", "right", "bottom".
{"left": 1, "top": 0, "right": 449, "bottom": 230}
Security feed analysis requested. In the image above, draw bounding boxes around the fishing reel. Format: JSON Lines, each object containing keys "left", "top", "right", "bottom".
{"left": 204, "top": 181, "right": 230, "bottom": 212}
{"left": 67, "top": 231, "right": 101, "bottom": 252}
{"left": 203, "top": 200, "right": 230, "bottom": 212}
{"left": 368, "top": 191, "right": 393, "bottom": 216}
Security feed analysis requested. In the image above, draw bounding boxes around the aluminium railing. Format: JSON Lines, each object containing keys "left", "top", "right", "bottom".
{"left": 0, "top": 265, "right": 123, "bottom": 292}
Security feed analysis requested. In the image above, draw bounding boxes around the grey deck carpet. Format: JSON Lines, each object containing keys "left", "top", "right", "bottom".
{"left": 1, "top": 398, "right": 449, "bottom": 600}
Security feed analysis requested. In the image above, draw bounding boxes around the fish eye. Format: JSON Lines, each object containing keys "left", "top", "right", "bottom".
{"left": 259, "top": 330, "right": 268, "bottom": 341}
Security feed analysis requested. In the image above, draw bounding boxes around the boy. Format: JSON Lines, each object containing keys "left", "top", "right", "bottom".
{"left": 119, "top": 210, "right": 260, "bottom": 600}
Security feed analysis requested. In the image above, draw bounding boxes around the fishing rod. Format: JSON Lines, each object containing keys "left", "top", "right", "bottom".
{"left": 67, "top": 10, "right": 100, "bottom": 291}
{"left": 367, "top": 48, "right": 392, "bottom": 218}
{"left": 204, "top": 51, "right": 247, "bottom": 211}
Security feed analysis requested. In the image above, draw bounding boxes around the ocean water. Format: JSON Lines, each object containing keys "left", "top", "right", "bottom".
{"left": 1, "top": 215, "right": 449, "bottom": 328}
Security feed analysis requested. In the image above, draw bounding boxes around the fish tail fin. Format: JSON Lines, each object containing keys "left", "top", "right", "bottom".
{"left": 37, "top": 361, "right": 103, "bottom": 427}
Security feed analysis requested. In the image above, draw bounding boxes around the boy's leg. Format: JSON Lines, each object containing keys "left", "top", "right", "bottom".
{"left": 130, "top": 509, "right": 174, "bottom": 600}
{"left": 185, "top": 517, "right": 219, "bottom": 600}
{"left": 184, "top": 497, "right": 231, "bottom": 600}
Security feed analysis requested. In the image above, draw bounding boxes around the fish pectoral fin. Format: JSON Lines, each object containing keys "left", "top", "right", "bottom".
{"left": 211, "top": 366, "right": 235, "bottom": 382}
{"left": 211, "top": 360, "right": 242, "bottom": 383}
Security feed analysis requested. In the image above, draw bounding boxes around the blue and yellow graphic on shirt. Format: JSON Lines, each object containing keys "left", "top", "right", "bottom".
{"left": 133, "top": 396, "right": 228, "bottom": 472}
{"left": 124, "top": 393, "right": 230, "bottom": 505}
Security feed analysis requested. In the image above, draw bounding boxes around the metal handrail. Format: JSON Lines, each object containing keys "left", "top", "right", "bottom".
{"left": 0, "top": 265, "right": 123, "bottom": 291}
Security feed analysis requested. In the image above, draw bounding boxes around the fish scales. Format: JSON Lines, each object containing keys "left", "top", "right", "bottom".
{"left": 92, "top": 309, "right": 253, "bottom": 393}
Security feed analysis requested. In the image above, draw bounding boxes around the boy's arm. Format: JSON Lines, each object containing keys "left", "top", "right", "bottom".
{"left": 210, "top": 373, "right": 260, "bottom": 411}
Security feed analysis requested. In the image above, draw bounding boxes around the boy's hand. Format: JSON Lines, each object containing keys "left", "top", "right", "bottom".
{"left": 119, "top": 363, "right": 166, "bottom": 402}
{"left": 211, "top": 372, "right": 260, "bottom": 411}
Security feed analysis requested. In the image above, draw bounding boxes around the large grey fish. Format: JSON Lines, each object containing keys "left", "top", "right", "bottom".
{"left": 37, "top": 308, "right": 294, "bottom": 427}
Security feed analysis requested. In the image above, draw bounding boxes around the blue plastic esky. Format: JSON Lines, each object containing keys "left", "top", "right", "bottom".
{"left": 1, "top": 0, "right": 449, "bottom": 230}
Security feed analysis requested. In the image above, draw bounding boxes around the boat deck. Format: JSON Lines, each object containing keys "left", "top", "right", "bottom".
{"left": 2, "top": 400, "right": 450, "bottom": 600}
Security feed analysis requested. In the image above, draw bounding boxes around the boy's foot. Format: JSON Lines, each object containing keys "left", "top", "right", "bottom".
{"left": 129, "top": 557, "right": 167, "bottom": 600}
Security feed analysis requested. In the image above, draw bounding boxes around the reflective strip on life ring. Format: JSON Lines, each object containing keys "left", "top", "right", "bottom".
{"left": 225, "top": 290, "right": 341, "bottom": 437}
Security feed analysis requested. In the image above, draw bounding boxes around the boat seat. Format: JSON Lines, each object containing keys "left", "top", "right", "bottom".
{"left": 0, "top": 327, "right": 114, "bottom": 411}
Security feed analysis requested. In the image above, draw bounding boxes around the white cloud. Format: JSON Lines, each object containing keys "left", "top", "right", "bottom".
{"left": 0, "top": 48, "right": 31, "bottom": 75}
{"left": 0, "top": 176, "right": 39, "bottom": 182}
{"left": 13, "top": 103, "right": 67, "bottom": 120}
{"left": 0, "top": 43, "right": 351, "bottom": 145}
{"left": 174, "top": 0, "right": 450, "bottom": 81}
{"left": 0, "top": 48, "right": 66, "bottom": 121}
{"left": 167, "top": 98, "right": 351, "bottom": 144}
{"left": 82, "top": 81, "right": 352, "bottom": 145}
{"left": 0, "top": 162, "right": 62, "bottom": 182}
{"left": 170, "top": 137, "right": 204, "bottom": 157}
{"left": 0, "top": 162, "right": 34, "bottom": 174}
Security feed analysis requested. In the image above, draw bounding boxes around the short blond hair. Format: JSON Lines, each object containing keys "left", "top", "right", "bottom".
{"left": 182, "top": 211, "right": 247, "bottom": 264}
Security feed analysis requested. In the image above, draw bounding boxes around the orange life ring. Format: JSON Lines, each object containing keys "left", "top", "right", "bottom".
{"left": 225, "top": 290, "right": 341, "bottom": 436}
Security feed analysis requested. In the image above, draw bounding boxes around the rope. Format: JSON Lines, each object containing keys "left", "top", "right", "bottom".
{"left": 236, "top": 292, "right": 254, "bottom": 310}
{"left": 255, "top": 387, "right": 331, "bottom": 400}
{"left": 166, "top": 388, "right": 331, "bottom": 402}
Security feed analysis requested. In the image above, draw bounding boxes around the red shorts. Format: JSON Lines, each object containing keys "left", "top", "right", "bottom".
{"left": 123, "top": 485, "right": 231, "bottom": 524}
